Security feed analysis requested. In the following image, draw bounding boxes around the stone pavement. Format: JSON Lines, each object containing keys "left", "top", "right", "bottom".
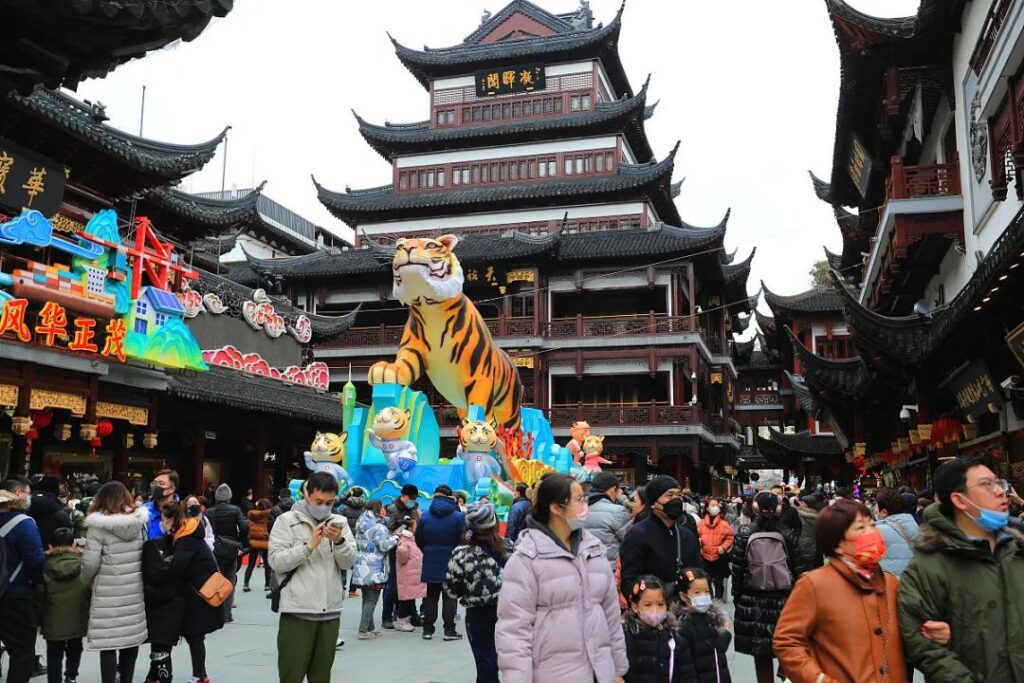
{"left": 64, "top": 585, "right": 763, "bottom": 683}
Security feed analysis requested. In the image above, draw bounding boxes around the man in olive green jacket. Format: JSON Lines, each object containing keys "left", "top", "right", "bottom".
{"left": 897, "top": 458, "right": 1024, "bottom": 682}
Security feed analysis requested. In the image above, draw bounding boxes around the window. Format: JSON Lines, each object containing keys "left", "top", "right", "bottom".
{"left": 472, "top": 165, "right": 480, "bottom": 183}
{"left": 462, "top": 168, "right": 470, "bottom": 184}
{"left": 539, "top": 160, "right": 547, "bottom": 178}
{"left": 499, "top": 163, "right": 508, "bottom": 181}
{"left": 481, "top": 164, "right": 489, "bottom": 183}
{"left": 582, "top": 94, "right": 591, "bottom": 110}
{"left": 575, "top": 156, "right": 583, "bottom": 174}
{"left": 533, "top": 100, "right": 541, "bottom": 115}
{"left": 419, "top": 171, "right": 426, "bottom": 188}
{"left": 136, "top": 301, "right": 148, "bottom": 315}
{"left": 502, "top": 103, "right": 511, "bottom": 118}
{"left": 544, "top": 99, "right": 554, "bottom": 114}
{"left": 554, "top": 98, "right": 563, "bottom": 113}
{"left": 482, "top": 106, "right": 490, "bottom": 121}
{"left": 427, "top": 170, "right": 435, "bottom": 188}
{"left": 436, "top": 111, "right": 445, "bottom": 125}
{"left": 564, "top": 157, "right": 573, "bottom": 175}
{"left": 606, "top": 152, "right": 614, "bottom": 170}
{"left": 399, "top": 173, "right": 409, "bottom": 190}
{"left": 585, "top": 155, "right": 592, "bottom": 173}
{"left": 596, "top": 155, "right": 604, "bottom": 172}
{"left": 570, "top": 95, "right": 581, "bottom": 111}
{"left": 134, "top": 319, "right": 147, "bottom": 335}
{"left": 472, "top": 107, "right": 482, "bottom": 122}
{"left": 513, "top": 102, "right": 521, "bottom": 117}
{"left": 155, "top": 313, "right": 167, "bottom": 327}
{"left": 520, "top": 161, "right": 528, "bottom": 179}
{"left": 491, "top": 162, "right": 499, "bottom": 182}
{"left": 446, "top": 110, "right": 454, "bottom": 125}
{"left": 548, "top": 159, "right": 556, "bottom": 176}
{"left": 529, "top": 159, "right": 536, "bottom": 178}
{"left": 509, "top": 162, "right": 517, "bottom": 180}
{"left": 462, "top": 108, "right": 470, "bottom": 123}
{"left": 452, "top": 168, "right": 460, "bottom": 186}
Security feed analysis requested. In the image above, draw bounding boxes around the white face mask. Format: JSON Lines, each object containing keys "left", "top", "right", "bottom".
{"left": 690, "top": 594, "right": 713, "bottom": 613}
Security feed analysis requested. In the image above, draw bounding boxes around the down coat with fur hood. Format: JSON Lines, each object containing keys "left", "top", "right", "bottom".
{"left": 81, "top": 506, "right": 149, "bottom": 651}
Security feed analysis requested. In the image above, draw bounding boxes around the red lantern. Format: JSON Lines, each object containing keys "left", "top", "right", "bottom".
{"left": 95, "top": 419, "right": 114, "bottom": 439}
{"left": 30, "top": 410, "right": 52, "bottom": 429}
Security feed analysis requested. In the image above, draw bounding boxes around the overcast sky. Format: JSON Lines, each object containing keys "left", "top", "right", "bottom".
{"left": 75, "top": 0, "right": 919, "bottom": 309}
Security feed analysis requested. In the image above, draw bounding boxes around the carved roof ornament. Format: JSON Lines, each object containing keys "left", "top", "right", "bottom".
{"left": 970, "top": 90, "right": 988, "bottom": 183}
{"left": 481, "top": 9, "right": 492, "bottom": 25}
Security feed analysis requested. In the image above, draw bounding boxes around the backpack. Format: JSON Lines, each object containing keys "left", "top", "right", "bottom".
{"left": 0, "top": 514, "right": 30, "bottom": 600}
{"left": 743, "top": 530, "right": 792, "bottom": 591}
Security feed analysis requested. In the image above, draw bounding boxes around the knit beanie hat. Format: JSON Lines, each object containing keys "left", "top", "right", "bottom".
{"left": 645, "top": 475, "right": 680, "bottom": 506}
{"left": 34, "top": 475, "right": 60, "bottom": 495}
{"left": 465, "top": 501, "right": 496, "bottom": 531}
{"left": 215, "top": 483, "right": 232, "bottom": 503}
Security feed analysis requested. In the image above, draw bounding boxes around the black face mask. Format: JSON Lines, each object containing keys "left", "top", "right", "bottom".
{"left": 151, "top": 486, "right": 165, "bottom": 501}
{"left": 186, "top": 505, "right": 201, "bottom": 518}
{"left": 660, "top": 498, "right": 685, "bottom": 521}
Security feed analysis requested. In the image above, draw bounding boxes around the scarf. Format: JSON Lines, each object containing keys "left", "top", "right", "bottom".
{"left": 174, "top": 517, "right": 200, "bottom": 544}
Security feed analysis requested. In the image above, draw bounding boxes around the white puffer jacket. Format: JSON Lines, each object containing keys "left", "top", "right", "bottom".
{"left": 81, "top": 506, "right": 149, "bottom": 651}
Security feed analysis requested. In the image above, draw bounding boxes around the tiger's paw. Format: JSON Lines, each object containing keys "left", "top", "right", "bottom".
{"left": 368, "top": 361, "right": 413, "bottom": 385}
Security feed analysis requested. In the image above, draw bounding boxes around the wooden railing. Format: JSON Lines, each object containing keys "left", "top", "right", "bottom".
{"left": 323, "top": 313, "right": 702, "bottom": 348}
{"left": 736, "top": 391, "right": 781, "bottom": 406}
{"left": 970, "top": 0, "right": 1012, "bottom": 75}
{"left": 886, "top": 157, "right": 961, "bottom": 201}
{"left": 548, "top": 402, "right": 697, "bottom": 426}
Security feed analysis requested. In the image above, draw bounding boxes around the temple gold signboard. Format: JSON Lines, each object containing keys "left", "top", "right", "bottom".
{"left": 475, "top": 64, "right": 546, "bottom": 97}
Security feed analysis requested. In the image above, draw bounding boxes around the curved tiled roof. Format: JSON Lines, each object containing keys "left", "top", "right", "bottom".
{"left": 824, "top": 246, "right": 843, "bottom": 271}
{"left": 1, "top": 0, "right": 233, "bottom": 93}
{"left": 762, "top": 282, "right": 843, "bottom": 317}
{"left": 354, "top": 78, "right": 656, "bottom": 163}
{"left": 167, "top": 365, "right": 341, "bottom": 424}
{"left": 809, "top": 170, "right": 832, "bottom": 203}
{"left": 756, "top": 309, "right": 776, "bottom": 337}
{"left": 6, "top": 87, "right": 227, "bottom": 184}
{"left": 785, "top": 326, "right": 870, "bottom": 399}
{"left": 557, "top": 216, "right": 727, "bottom": 261}
{"left": 463, "top": 0, "right": 579, "bottom": 45}
{"left": 757, "top": 429, "right": 841, "bottom": 458}
{"left": 315, "top": 145, "right": 680, "bottom": 227}
{"left": 391, "top": 4, "right": 630, "bottom": 96}
{"left": 786, "top": 370, "right": 819, "bottom": 417}
{"left": 722, "top": 248, "right": 755, "bottom": 285}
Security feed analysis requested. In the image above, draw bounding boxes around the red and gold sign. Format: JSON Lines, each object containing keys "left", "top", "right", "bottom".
{"left": 0, "top": 298, "right": 125, "bottom": 363}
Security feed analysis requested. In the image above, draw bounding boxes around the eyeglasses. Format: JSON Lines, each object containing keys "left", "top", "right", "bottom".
{"left": 966, "top": 478, "right": 1010, "bottom": 494}
{"left": 564, "top": 495, "right": 587, "bottom": 506}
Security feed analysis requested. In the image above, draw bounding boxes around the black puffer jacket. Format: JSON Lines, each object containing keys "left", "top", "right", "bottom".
{"left": 338, "top": 494, "right": 366, "bottom": 535}
{"left": 795, "top": 506, "right": 822, "bottom": 570}
{"left": 28, "top": 492, "right": 73, "bottom": 547}
{"left": 268, "top": 498, "right": 293, "bottom": 532}
{"left": 168, "top": 521, "right": 226, "bottom": 641}
{"left": 676, "top": 604, "right": 732, "bottom": 683}
{"left": 622, "top": 611, "right": 693, "bottom": 683}
{"left": 729, "top": 517, "right": 802, "bottom": 657}
{"left": 206, "top": 502, "right": 249, "bottom": 547}
{"left": 142, "top": 535, "right": 184, "bottom": 645}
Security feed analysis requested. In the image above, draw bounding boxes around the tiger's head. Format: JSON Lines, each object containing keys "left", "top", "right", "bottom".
{"left": 392, "top": 234, "right": 464, "bottom": 306}
{"left": 371, "top": 407, "right": 412, "bottom": 440}
{"left": 570, "top": 421, "right": 591, "bottom": 444}
{"left": 460, "top": 417, "right": 498, "bottom": 453}
{"left": 582, "top": 434, "right": 605, "bottom": 455}
{"left": 310, "top": 431, "right": 347, "bottom": 464}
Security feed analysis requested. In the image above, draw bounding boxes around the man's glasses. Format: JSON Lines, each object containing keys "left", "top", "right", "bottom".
{"left": 967, "top": 478, "right": 1010, "bottom": 494}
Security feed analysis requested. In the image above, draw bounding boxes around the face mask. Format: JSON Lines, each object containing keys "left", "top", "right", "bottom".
{"left": 186, "top": 505, "right": 201, "bottom": 518}
{"left": 660, "top": 498, "right": 684, "bottom": 520}
{"left": 960, "top": 495, "right": 1009, "bottom": 532}
{"left": 708, "top": 506, "right": 721, "bottom": 517}
{"left": 689, "top": 594, "right": 713, "bottom": 613}
{"left": 160, "top": 521, "right": 173, "bottom": 535}
{"left": 307, "top": 503, "right": 333, "bottom": 522}
{"left": 151, "top": 486, "right": 165, "bottom": 501}
{"left": 849, "top": 529, "right": 886, "bottom": 570}
{"left": 24, "top": 495, "right": 31, "bottom": 511}
{"left": 638, "top": 609, "right": 667, "bottom": 628}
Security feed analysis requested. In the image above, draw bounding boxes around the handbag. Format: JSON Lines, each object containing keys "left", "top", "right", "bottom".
{"left": 213, "top": 535, "right": 242, "bottom": 564}
{"left": 197, "top": 571, "right": 234, "bottom": 607}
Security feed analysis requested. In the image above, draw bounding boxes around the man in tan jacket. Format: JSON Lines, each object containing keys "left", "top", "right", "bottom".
{"left": 269, "top": 472, "right": 356, "bottom": 683}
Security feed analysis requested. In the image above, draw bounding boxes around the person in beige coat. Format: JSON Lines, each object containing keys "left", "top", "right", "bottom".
{"left": 81, "top": 481, "right": 149, "bottom": 683}
{"left": 269, "top": 472, "right": 356, "bottom": 683}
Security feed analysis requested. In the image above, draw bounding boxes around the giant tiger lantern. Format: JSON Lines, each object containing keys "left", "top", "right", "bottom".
{"left": 296, "top": 235, "right": 596, "bottom": 518}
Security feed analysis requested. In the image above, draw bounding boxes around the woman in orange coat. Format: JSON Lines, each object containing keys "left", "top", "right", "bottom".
{"left": 243, "top": 498, "right": 272, "bottom": 592}
{"left": 696, "top": 498, "right": 734, "bottom": 600}
{"left": 773, "top": 499, "right": 906, "bottom": 683}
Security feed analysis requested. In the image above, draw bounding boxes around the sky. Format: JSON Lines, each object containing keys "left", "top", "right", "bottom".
{"left": 74, "top": 0, "right": 920, "bottom": 311}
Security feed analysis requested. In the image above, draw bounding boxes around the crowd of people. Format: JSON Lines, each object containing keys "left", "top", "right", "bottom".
{"left": 1, "top": 456, "right": 1023, "bottom": 682}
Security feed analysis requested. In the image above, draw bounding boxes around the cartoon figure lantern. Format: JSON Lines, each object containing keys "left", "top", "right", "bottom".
{"left": 581, "top": 434, "right": 611, "bottom": 473}
{"left": 457, "top": 418, "right": 503, "bottom": 488}
{"left": 366, "top": 235, "right": 522, "bottom": 432}
{"left": 567, "top": 421, "right": 590, "bottom": 465}
{"left": 367, "top": 407, "right": 418, "bottom": 481}
{"left": 304, "top": 432, "right": 353, "bottom": 489}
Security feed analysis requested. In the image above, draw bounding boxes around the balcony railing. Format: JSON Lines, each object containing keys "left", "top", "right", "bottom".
{"left": 970, "top": 0, "right": 1012, "bottom": 75}
{"left": 886, "top": 158, "right": 961, "bottom": 201}
{"left": 323, "top": 313, "right": 702, "bottom": 348}
{"left": 736, "top": 391, "right": 781, "bottom": 406}
{"left": 549, "top": 402, "right": 697, "bottom": 426}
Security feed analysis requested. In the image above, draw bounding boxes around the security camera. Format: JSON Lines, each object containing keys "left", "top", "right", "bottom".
{"left": 1002, "top": 375, "right": 1021, "bottom": 390}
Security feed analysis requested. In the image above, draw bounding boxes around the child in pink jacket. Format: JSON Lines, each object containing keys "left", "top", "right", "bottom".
{"left": 395, "top": 515, "right": 426, "bottom": 631}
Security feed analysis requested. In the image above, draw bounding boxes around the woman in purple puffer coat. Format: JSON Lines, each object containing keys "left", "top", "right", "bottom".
{"left": 496, "top": 474, "right": 628, "bottom": 683}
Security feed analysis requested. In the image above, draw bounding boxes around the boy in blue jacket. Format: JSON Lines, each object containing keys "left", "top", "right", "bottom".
{"left": 1, "top": 482, "right": 46, "bottom": 683}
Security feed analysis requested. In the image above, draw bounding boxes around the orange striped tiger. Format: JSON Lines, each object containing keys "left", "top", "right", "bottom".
{"left": 368, "top": 234, "right": 523, "bottom": 432}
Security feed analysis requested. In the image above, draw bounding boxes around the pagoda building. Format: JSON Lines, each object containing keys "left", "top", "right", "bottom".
{"left": 780, "top": 0, "right": 1024, "bottom": 492}
{"left": 228, "top": 0, "right": 757, "bottom": 494}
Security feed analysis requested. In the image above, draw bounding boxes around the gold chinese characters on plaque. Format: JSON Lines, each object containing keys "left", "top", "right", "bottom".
{"left": 29, "top": 389, "right": 86, "bottom": 416}
{"left": 96, "top": 401, "right": 149, "bottom": 426}
{"left": 0, "top": 383, "right": 18, "bottom": 407}
{"left": 512, "top": 356, "right": 534, "bottom": 369}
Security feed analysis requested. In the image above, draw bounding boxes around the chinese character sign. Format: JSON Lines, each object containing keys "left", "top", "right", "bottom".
{"left": 475, "top": 64, "right": 546, "bottom": 97}
{"left": 0, "top": 137, "right": 67, "bottom": 217}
